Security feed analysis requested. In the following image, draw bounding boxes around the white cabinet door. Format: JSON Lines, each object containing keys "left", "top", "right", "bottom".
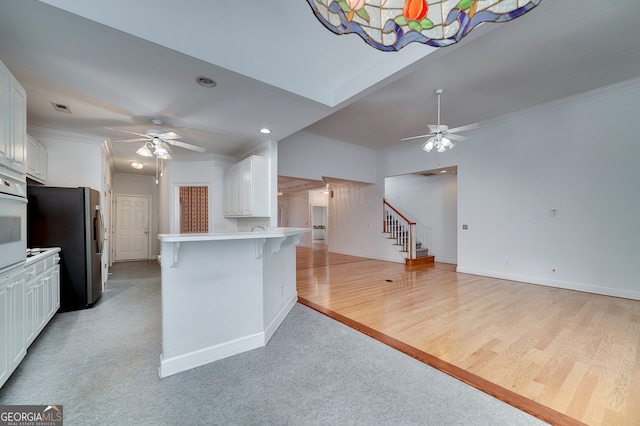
{"left": 240, "top": 158, "right": 252, "bottom": 215}
{"left": 34, "top": 275, "right": 45, "bottom": 334}
{"left": 224, "top": 156, "right": 270, "bottom": 218}
{"left": 9, "top": 78, "right": 26, "bottom": 174}
{"left": 0, "top": 60, "right": 12, "bottom": 167}
{"left": 223, "top": 167, "right": 234, "bottom": 216}
{"left": 25, "top": 278, "right": 36, "bottom": 347}
{"left": 50, "top": 264, "right": 60, "bottom": 314}
{"left": 0, "top": 274, "right": 10, "bottom": 387}
{"left": 27, "top": 135, "right": 47, "bottom": 183}
{"left": 9, "top": 271, "right": 26, "bottom": 369}
{"left": 0, "top": 268, "right": 27, "bottom": 389}
{"left": 27, "top": 136, "right": 37, "bottom": 176}
{"left": 38, "top": 143, "right": 47, "bottom": 182}
{"left": 0, "top": 59, "right": 27, "bottom": 174}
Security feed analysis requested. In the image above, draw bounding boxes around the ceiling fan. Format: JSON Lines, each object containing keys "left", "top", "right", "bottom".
{"left": 109, "top": 119, "right": 206, "bottom": 159}
{"left": 401, "top": 89, "right": 479, "bottom": 152}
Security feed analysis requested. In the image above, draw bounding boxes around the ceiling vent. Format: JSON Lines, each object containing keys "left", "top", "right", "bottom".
{"left": 51, "top": 102, "right": 72, "bottom": 114}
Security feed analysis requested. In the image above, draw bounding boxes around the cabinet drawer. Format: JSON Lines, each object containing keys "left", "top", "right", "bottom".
{"left": 44, "top": 255, "right": 58, "bottom": 269}
{"left": 33, "top": 259, "right": 46, "bottom": 275}
{"left": 23, "top": 264, "right": 37, "bottom": 281}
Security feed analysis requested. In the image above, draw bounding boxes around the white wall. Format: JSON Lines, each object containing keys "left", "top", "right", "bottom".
{"left": 158, "top": 162, "right": 170, "bottom": 234}
{"left": 28, "top": 128, "right": 103, "bottom": 191}
{"left": 385, "top": 173, "right": 458, "bottom": 263}
{"left": 378, "top": 79, "right": 640, "bottom": 300}
{"left": 278, "top": 190, "right": 311, "bottom": 246}
{"left": 27, "top": 127, "right": 109, "bottom": 282}
{"left": 277, "top": 79, "right": 640, "bottom": 299}
{"left": 112, "top": 173, "right": 159, "bottom": 258}
{"left": 167, "top": 158, "right": 236, "bottom": 234}
{"left": 327, "top": 181, "right": 401, "bottom": 262}
{"left": 454, "top": 81, "right": 640, "bottom": 299}
{"left": 279, "top": 131, "right": 377, "bottom": 184}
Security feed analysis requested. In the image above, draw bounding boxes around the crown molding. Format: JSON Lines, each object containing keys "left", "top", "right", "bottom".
{"left": 481, "top": 77, "right": 640, "bottom": 128}
{"left": 27, "top": 126, "right": 106, "bottom": 145}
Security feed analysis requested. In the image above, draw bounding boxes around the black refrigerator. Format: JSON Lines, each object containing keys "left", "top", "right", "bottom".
{"left": 27, "top": 186, "right": 104, "bottom": 311}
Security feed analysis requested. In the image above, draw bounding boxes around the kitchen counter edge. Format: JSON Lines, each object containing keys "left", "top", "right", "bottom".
{"left": 158, "top": 227, "right": 309, "bottom": 243}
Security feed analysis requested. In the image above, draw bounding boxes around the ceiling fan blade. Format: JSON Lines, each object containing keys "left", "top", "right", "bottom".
{"left": 105, "top": 127, "right": 149, "bottom": 138}
{"left": 159, "top": 131, "right": 181, "bottom": 140}
{"left": 401, "top": 133, "right": 434, "bottom": 142}
{"left": 160, "top": 142, "right": 173, "bottom": 153}
{"left": 445, "top": 133, "right": 467, "bottom": 142}
{"left": 165, "top": 139, "right": 206, "bottom": 153}
{"left": 447, "top": 123, "right": 479, "bottom": 134}
{"left": 112, "top": 138, "right": 148, "bottom": 143}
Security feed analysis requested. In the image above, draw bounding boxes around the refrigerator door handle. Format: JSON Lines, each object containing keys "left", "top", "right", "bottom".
{"left": 95, "top": 205, "right": 105, "bottom": 257}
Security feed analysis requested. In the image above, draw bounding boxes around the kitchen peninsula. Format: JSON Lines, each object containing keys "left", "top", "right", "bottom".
{"left": 157, "top": 228, "right": 308, "bottom": 378}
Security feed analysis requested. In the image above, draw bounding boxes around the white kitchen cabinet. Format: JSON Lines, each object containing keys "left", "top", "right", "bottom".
{"left": 0, "top": 272, "right": 12, "bottom": 387}
{"left": 24, "top": 266, "right": 36, "bottom": 347}
{"left": 44, "top": 253, "right": 60, "bottom": 323}
{"left": 2, "top": 249, "right": 60, "bottom": 389}
{"left": 0, "top": 266, "right": 27, "bottom": 389}
{"left": 25, "top": 251, "right": 60, "bottom": 347}
{"left": 224, "top": 155, "right": 269, "bottom": 217}
{"left": 0, "top": 59, "right": 27, "bottom": 174}
{"left": 26, "top": 135, "right": 47, "bottom": 183}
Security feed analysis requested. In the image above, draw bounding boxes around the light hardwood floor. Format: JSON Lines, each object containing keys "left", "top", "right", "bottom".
{"left": 296, "top": 243, "right": 640, "bottom": 426}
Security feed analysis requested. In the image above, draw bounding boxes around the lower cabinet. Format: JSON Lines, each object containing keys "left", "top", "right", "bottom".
{"left": 0, "top": 267, "right": 27, "bottom": 388}
{"left": 1, "top": 251, "right": 60, "bottom": 389}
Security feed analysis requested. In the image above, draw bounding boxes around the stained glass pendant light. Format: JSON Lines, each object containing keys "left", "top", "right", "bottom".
{"left": 307, "top": 0, "right": 541, "bottom": 51}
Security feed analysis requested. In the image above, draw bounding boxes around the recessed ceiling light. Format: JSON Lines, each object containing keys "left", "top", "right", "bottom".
{"left": 131, "top": 162, "right": 144, "bottom": 170}
{"left": 260, "top": 128, "right": 271, "bottom": 134}
{"left": 196, "top": 76, "right": 217, "bottom": 88}
{"left": 440, "top": 170, "right": 447, "bottom": 173}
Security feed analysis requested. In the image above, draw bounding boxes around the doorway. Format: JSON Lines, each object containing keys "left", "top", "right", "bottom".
{"left": 114, "top": 195, "right": 150, "bottom": 261}
{"left": 311, "top": 205, "right": 327, "bottom": 244}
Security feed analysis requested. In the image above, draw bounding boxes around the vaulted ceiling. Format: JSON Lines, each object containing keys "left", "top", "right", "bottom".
{"left": 1, "top": 0, "right": 639, "bottom": 176}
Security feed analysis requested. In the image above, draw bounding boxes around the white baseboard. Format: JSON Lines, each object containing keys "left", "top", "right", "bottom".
{"left": 158, "top": 294, "right": 298, "bottom": 379}
{"left": 159, "top": 332, "right": 265, "bottom": 379}
{"left": 264, "top": 292, "right": 297, "bottom": 343}
{"left": 435, "top": 257, "right": 457, "bottom": 264}
{"left": 456, "top": 266, "right": 640, "bottom": 301}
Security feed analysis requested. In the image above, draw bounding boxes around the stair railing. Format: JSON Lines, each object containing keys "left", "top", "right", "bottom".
{"left": 383, "top": 199, "right": 416, "bottom": 258}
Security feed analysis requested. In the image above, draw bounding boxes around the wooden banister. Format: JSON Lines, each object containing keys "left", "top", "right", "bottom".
{"left": 383, "top": 199, "right": 415, "bottom": 225}
{"left": 382, "top": 199, "right": 416, "bottom": 258}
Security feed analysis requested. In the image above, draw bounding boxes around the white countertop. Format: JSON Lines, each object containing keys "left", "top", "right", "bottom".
{"left": 25, "top": 247, "right": 61, "bottom": 265}
{"left": 158, "top": 227, "right": 309, "bottom": 243}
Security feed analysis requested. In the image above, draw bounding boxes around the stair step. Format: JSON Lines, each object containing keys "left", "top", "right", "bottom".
{"left": 416, "top": 248, "right": 429, "bottom": 257}
{"left": 405, "top": 255, "right": 435, "bottom": 266}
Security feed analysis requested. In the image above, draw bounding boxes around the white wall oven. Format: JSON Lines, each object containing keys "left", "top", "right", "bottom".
{"left": 0, "top": 167, "right": 27, "bottom": 272}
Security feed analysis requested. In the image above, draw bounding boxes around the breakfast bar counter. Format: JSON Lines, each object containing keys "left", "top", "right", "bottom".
{"left": 157, "top": 228, "right": 308, "bottom": 378}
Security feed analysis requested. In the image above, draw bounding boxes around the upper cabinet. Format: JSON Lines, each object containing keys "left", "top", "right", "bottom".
{"left": 0, "top": 59, "right": 27, "bottom": 175}
{"left": 26, "top": 135, "right": 46, "bottom": 183}
{"left": 224, "top": 156, "right": 270, "bottom": 217}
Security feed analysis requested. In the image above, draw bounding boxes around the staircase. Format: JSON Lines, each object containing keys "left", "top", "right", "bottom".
{"left": 383, "top": 199, "right": 435, "bottom": 266}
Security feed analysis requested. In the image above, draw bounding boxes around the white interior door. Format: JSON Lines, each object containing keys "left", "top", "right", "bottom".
{"left": 115, "top": 195, "right": 149, "bottom": 261}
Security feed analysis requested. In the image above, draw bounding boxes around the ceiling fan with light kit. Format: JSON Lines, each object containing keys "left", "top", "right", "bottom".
{"left": 402, "top": 89, "right": 478, "bottom": 153}
{"left": 109, "top": 118, "right": 206, "bottom": 160}
{"left": 109, "top": 118, "right": 206, "bottom": 183}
